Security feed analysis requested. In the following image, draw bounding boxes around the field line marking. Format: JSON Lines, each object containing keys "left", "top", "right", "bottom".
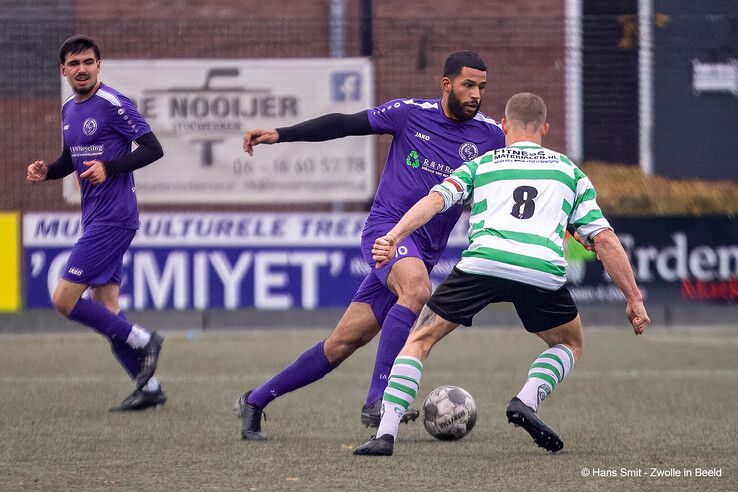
{"left": 2, "top": 368, "right": 737, "bottom": 384}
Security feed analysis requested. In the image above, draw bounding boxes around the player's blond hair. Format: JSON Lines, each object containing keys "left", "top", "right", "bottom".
{"left": 504, "top": 93, "right": 547, "bottom": 131}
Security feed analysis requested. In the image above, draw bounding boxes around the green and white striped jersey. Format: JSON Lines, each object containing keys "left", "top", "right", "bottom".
{"left": 431, "top": 141, "right": 611, "bottom": 290}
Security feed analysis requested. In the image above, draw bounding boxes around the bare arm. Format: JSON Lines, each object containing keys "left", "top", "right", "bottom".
{"left": 372, "top": 192, "right": 445, "bottom": 267}
{"left": 592, "top": 229, "right": 650, "bottom": 334}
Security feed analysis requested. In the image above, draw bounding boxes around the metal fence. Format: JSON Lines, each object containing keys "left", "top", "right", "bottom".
{"left": 1, "top": 1, "right": 736, "bottom": 214}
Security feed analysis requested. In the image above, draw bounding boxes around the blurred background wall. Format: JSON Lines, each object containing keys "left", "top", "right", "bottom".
{"left": 1, "top": 0, "right": 736, "bottom": 323}
{"left": 2, "top": 0, "right": 569, "bottom": 213}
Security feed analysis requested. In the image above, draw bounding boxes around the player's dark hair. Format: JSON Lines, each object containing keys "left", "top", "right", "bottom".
{"left": 505, "top": 92, "right": 547, "bottom": 130}
{"left": 443, "top": 51, "right": 487, "bottom": 77}
{"left": 59, "top": 35, "right": 101, "bottom": 64}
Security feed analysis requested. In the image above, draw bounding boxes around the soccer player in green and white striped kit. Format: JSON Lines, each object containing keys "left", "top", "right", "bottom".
{"left": 354, "top": 92, "right": 650, "bottom": 456}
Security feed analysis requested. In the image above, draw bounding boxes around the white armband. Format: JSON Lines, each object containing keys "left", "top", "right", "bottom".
{"left": 431, "top": 179, "right": 464, "bottom": 212}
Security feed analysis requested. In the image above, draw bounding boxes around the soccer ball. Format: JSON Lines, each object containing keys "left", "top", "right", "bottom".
{"left": 422, "top": 386, "right": 477, "bottom": 441}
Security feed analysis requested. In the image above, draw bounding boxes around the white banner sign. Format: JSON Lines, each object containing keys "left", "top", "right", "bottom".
{"left": 62, "top": 58, "right": 375, "bottom": 203}
{"left": 22, "top": 212, "right": 471, "bottom": 248}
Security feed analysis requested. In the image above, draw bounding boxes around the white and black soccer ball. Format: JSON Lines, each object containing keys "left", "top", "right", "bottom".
{"left": 422, "top": 386, "right": 477, "bottom": 441}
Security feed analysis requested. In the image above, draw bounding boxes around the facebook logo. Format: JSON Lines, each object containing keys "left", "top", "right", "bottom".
{"left": 331, "top": 72, "right": 362, "bottom": 102}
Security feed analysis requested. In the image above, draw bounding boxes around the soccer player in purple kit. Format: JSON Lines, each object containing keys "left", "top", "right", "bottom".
{"left": 26, "top": 36, "right": 166, "bottom": 411}
{"left": 236, "top": 51, "right": 505, "bottom": 440}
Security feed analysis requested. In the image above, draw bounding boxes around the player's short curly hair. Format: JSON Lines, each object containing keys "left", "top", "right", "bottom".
{"left": 59, "top": 35, "right": 101, "bottom": 64}
{"left": 443, "top": 51, "right": 487, "bottom": 77}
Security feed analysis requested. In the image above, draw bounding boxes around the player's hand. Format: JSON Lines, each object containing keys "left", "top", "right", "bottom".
{"left": 625, "top": 300, "right": 650, "bottom": 335}
{"left": 26, "top": 160, "right": 48, "bottom": 182}
{"left": 372, "top": 235, "right": 397, "bottom": 268}
{"left": 80, "top": 160, "right": 107, "bottom": 184}
{"left": 243, "top": 128, "right": 279, "bottom": 156}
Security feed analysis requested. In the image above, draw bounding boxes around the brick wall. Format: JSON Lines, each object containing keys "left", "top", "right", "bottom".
{"left": 2, "top": 0, "right": 566, "bottom": 212}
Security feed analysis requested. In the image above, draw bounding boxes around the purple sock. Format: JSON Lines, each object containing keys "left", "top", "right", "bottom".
{"left": 247, "top": 340, "right": 334, "bottom": 409}
{"left": 365, "top": 304, "right": 417, "bottom": 406}
{"left": 109, "top": 312, "right": 141, "bottom": 378}
{"left": 68, "top": 297, "right": 133, "bottom": 342}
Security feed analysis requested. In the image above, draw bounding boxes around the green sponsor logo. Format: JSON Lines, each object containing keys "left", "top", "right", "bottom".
{"left": 405, "top": 150, "right": 420, "bottom": 168}
{"left": 564, "top": 235, "right": 596, "bottom": 262}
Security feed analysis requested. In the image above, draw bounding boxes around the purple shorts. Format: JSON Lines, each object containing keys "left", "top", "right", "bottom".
{"left": 62, "top": 224, "right": 136, "bottom": 287}
{"left": 352, "top": 223, "right": 433, "bottom": 324}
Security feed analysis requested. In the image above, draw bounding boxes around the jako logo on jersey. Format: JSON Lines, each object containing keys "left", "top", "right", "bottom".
{"left": 405, "top": 150, "right": 420, "bottom": 168}
{"left": 414, "top": 131, "right": 430, "bottom": 141}
{"left": 82, "top": 118, "right": 98, "bottom": 136}
{"left": 459, "top": 142, "right": 479, "bottom": 161}
{"left": 63, "top": 124, "right": 70, "bottom": 131}
{"left": 68, "top": 267, "right": 83, "bottom": 276}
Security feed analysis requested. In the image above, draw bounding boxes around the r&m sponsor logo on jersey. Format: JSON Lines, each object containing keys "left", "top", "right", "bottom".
{"left": 330, "top": 71, "right": 362, "bottom": 102}
{"left": 405, "top": 150, "right": 453, "bottom": 176}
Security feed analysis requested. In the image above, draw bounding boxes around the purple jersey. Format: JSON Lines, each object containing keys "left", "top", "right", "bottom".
{"left": 367, "top": 98, "right": 505, "bottom": 265}
{"left": 62, "top": 82, "right": 151, "bottom": 229}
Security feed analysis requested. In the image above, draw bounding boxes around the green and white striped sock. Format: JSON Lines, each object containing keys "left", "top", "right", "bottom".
{"left": 517, "top": 344, "right": 575, "bottom": 411}
{"left": 376, "top": 356, "right": 423, "bottom": 439}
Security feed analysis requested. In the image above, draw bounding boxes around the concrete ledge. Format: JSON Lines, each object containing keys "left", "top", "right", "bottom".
{"left": 1, "top": 302, "right": 735, "bottom": 333}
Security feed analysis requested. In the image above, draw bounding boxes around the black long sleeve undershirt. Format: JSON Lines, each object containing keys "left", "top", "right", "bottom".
{"left": 276, "top": 111, "right": 373, "bottom": 142}
{"left": 45, "top": 147, "right": 74, "bottom": 180}
{"left": 103, "top": 131, "right": 164, "bottom": 176}
{"left": 45, "top": 132, "right": 163, "bottom": 180}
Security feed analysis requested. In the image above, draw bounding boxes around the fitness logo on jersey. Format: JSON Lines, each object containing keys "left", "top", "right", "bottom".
{"left": 82, "top": 118, "right": 98, "bottom": 136}
{"left": 458, "top": 142, "right": 479, "bottom": 161}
